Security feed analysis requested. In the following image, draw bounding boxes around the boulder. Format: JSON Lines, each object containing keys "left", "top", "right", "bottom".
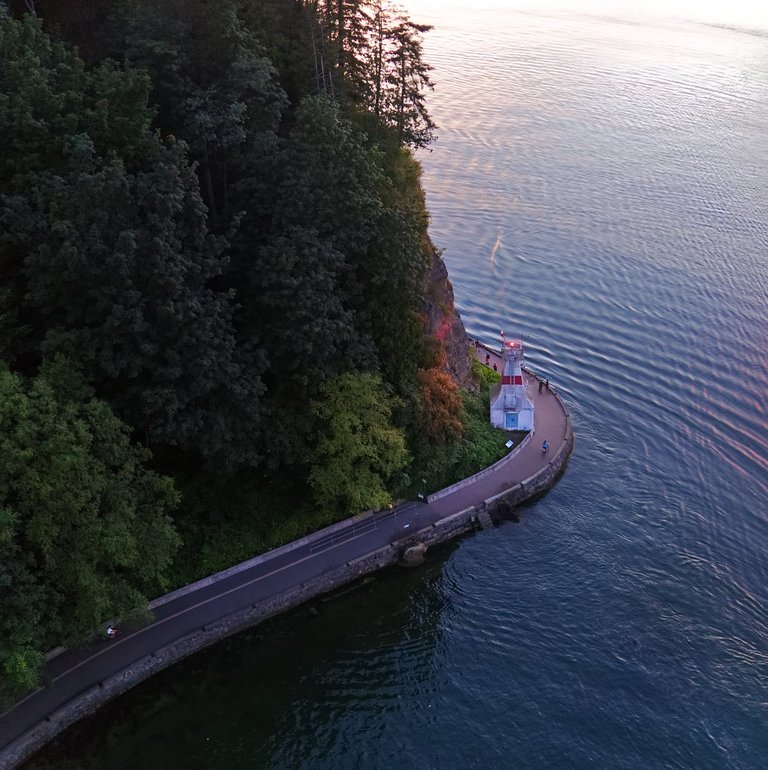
{"left": 400, "top": 543, "right": 428, "bottom": 567}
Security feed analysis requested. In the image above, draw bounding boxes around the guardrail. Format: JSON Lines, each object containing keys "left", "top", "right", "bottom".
{"left": 308, "top": 507, "right": 402, "bottom": 554}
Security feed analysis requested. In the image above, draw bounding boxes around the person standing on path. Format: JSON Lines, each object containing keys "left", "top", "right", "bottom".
{"left": 538, "top": 380, "right": 543, "bottom": 393}
{"left": 486, "top": 353, "right": 490, "bottom": 365}
{"left": 545, "top": 378, "right": 549, "bottom": 390}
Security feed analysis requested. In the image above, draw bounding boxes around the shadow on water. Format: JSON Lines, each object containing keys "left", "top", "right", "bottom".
{"left": 23, "top": 543, "right": 463, "bottom": 770}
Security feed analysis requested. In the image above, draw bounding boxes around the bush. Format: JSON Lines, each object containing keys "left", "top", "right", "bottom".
{"left": 1, "top": 649, "right": 43, "bottom": 702}
{"left": 407, "top": 384, "right": 514, "bottom": 495}
{"left": 471, "top": 357, "right": 501, "bottom": 392}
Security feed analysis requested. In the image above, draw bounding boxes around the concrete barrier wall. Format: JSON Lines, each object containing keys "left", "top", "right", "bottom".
{"left": 150, "top": 508, "right": 378, "bottom": 610}
{"left": 427, "top": 432, "right": 533, "bottom": 503}
{"left": 1, "top": 542, "right": 402, "bottom": 769}
{"left": 484, "top": 418, "right": 574, "bottom": 518}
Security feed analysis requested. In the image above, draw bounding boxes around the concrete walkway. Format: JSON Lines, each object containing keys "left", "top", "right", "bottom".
{"left": 0, "top": 342, "right": 570, "bottom": 766}
{"left": 432, "top": 341, "right": 567, "bottom": 515}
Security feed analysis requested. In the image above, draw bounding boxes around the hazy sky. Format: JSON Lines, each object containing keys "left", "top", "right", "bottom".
{"left": 404, "top": 0, "right": 768, "bottom": 30}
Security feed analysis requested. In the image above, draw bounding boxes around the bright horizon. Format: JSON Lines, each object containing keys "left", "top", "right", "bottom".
{"left": 404, "top": 0, "right": 768, "bottom": 30}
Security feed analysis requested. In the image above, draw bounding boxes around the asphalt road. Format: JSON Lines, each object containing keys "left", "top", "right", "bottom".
{"left": 0, "top": 500, "right": 440, "bottom": 750}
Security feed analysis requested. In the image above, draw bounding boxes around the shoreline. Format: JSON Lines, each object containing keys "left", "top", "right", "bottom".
{"left": 0, "top": 355, "right": 573, "bottom": 769}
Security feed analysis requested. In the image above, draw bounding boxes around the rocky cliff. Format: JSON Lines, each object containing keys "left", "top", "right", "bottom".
{"left": 423, "top": 248, "right": 471, "bottom": 386}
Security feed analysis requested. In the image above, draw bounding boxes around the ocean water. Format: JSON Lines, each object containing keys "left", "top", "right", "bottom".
{"left": 26, "top": 2, "right": 768, "bottom": 768}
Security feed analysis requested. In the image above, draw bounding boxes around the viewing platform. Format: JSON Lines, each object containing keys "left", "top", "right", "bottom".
{"left": 428, "top": 338, "right": 572, "bottom": 516}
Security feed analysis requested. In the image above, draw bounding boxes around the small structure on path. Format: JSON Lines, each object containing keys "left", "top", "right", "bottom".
{"left": 489, "top": 334, "right": 534, "bottom": 431}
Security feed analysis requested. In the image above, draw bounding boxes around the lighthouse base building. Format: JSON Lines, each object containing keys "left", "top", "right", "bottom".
{"left": 489, "top": 337, "right": 534, "bottom": 431}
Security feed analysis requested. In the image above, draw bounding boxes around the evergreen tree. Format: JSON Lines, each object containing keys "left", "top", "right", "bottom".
{"left": 367, "top": 0, "right": 390, "bottom": 119}
{"left": 385, "top": 14, "right": 435, "bottom": 148}
{"left": 312, "top": 1, "right": 436, "bottom": 149}
{"left": 0, "top": 15, "right": 267, "bottom": 468}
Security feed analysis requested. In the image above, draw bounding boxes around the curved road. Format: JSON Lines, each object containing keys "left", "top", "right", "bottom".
{"left": 0, "top": 347, "right": 569, "bottom": 761}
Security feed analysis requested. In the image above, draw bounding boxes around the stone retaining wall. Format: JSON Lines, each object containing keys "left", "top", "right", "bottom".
{"left": 1, "top": 544, "right": 397, "bottom": 769}
{"left": 1, "top": 506, "right": 488, "bottom": 769}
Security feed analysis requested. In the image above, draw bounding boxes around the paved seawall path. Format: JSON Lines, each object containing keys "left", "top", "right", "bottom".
{"left": 0, "top": 342, "right": 573, "bottom": 768}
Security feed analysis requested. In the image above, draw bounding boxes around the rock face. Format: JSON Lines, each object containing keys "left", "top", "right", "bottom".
{"left": 423, "top": 248, "right": 471, "bottom": 386}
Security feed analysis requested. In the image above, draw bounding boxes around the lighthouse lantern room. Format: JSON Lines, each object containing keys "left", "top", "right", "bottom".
{"left": 489, "top": 335, "right": 534, "bottom": 431}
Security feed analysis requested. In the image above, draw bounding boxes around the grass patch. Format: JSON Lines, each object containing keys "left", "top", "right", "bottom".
{"left": 472, "top": 356, "right": 500, "bottom": 388}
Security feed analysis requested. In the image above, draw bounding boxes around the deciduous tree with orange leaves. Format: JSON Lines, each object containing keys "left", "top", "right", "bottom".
{"left": 417, "top": 367, "right": 464, "bottom": 444}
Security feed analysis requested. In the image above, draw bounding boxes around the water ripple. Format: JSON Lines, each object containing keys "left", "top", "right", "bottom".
{"left": 23, "top": 4, "right": 768, "bottom": 770}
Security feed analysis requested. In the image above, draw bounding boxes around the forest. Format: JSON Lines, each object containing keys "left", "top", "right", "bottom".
{"left": 0, "top": 0, "right": 506, "bottom": 698}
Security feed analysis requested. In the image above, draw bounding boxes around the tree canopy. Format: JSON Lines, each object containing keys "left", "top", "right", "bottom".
{"left": 310, "top": 373, "right": 409, "bottom": 513}
{"left": 0, "top": 14, "right": 267, "bottom": 468}
{"left": 315, "top": 0, "right": 436, "bottom": 148}
{"left": 0, "top": 358, "right": 179, "bottom": 694}
{"left": 0, "top": 1, "right": 490, "bottom": 698}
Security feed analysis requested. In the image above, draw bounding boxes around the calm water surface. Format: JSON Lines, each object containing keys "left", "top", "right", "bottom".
{"left": 28, "top": 2, "right": 768, "bottom": 768}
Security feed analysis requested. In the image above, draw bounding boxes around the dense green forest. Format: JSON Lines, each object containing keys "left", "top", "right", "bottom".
{"left": 0, "top": 0, "right": 506, "bottom": 697}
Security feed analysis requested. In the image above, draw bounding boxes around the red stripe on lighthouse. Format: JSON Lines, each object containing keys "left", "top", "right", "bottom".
{"left": 502, "top": 375, "right": 512, "bottom": 384}
{"left": 514, "top": 375, "right": 523, "bottom": 385}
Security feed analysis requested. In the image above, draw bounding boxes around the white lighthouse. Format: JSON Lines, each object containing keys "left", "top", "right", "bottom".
{"left": 489, "top": 336, "right": 535, "bottom": 431}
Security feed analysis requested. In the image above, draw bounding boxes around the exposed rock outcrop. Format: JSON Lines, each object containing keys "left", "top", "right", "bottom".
{"left": 423, "top": 248, "right": 471, "bottom": 386}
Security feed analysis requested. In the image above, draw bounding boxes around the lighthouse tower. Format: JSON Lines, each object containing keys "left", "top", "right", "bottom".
{"left": 490, "top": 335, "right": 534, "bottom": 431}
